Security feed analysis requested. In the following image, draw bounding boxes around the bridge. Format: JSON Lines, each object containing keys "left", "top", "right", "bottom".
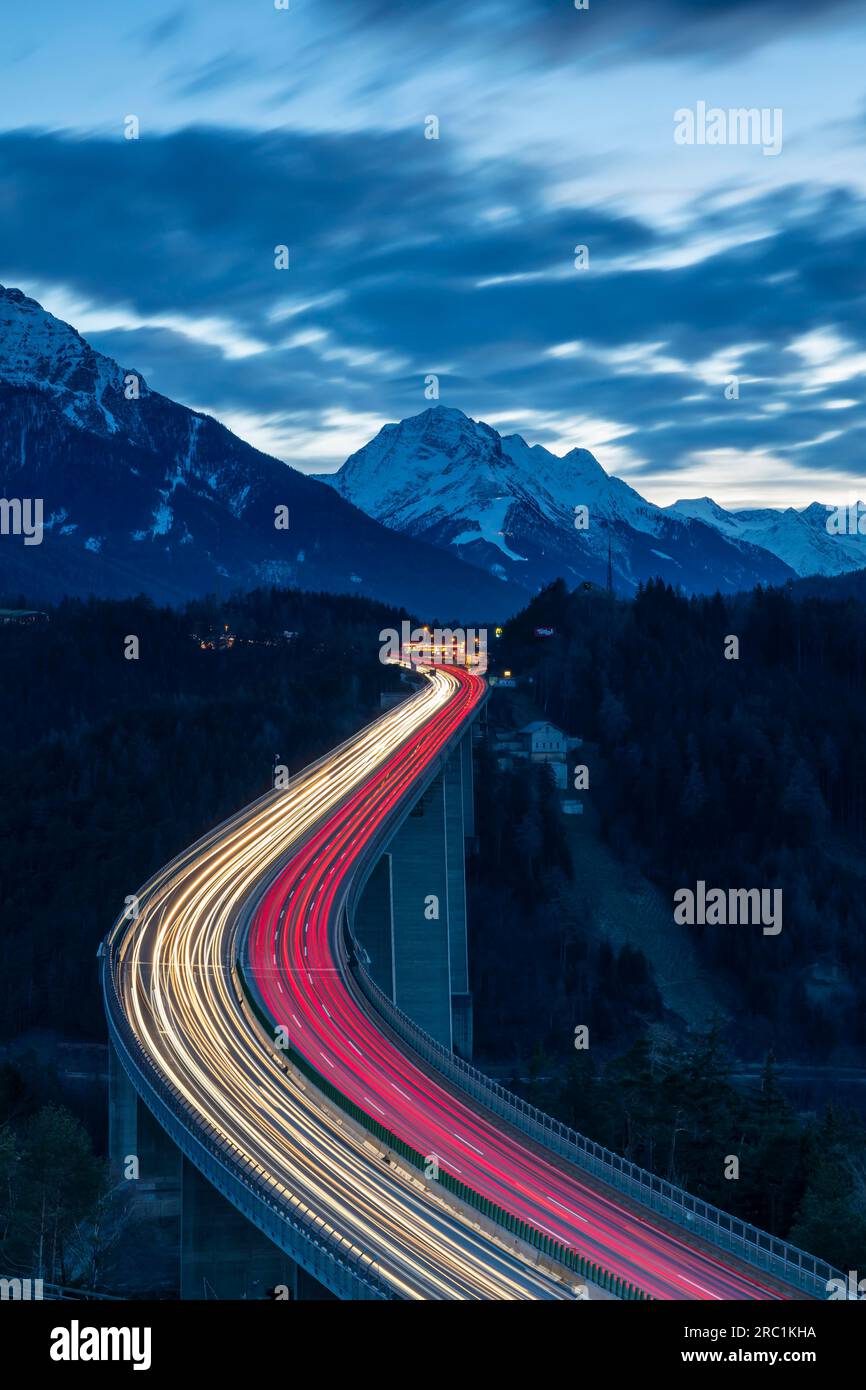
{"left": 102, "top": 663, "right": 841, "bottom": 1300}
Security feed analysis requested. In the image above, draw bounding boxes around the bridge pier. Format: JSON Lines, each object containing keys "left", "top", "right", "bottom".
{"left": 444, "top": 740, "right": 472, "bottom": 1059}
{"left": 109, "top": 1042, "right": 334, "bottom": 1299}
{"left": 354, "top": 730, "right": 475, "bottom": 1057}
{"left": 109, "top": 1042, "right": 181, "bottom": 1216}
{"left": 390, "top": 772, "right": 453, "bottom": 1049}
{"left": 108, "top": 1037, "right": 138, "bottom": 1183}
{"left": 354, "top": 851, "right": 394, "bottom": 999}
{"left": 180, "top": 1158, "right": 313, "bottom": 1300}
{"left": 461, "top": 725, "right": 475, "bottom": 837}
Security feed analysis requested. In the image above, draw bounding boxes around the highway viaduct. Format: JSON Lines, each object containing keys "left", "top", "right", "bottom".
{"left": 103, "top": 666, "right": 841, "bottom": 1302}
{"left": 106, "top": 690, "right": 483, "bottom": 1300}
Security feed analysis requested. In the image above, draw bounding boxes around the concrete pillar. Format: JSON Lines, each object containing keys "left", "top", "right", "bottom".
{"left": 461, "top": 730, "right": 475, "bottom": 838}
{"left": 180, "top": 1157, "right": 300, "bottom": 1300}
{"left": 109, "top": 1046, "right": 333, "bottom": 1299}
{"left": 444, "top": 749, "right": 468, "bottom": 997}
{"left": 456, "top": 733, "right": 476, "bottom": 1057}
{"left": 354, "top": 735, "right": 478, "bottom": 1055}
{"left": 389, "top": 774, "right": 453, "bottom": 1049}
{"left": 134, "top": 1096, "right": 182, "bottom": 1216}
{"left": 353, "top": 852, "right": 394, "bottom": 999}
{"left": 109, "top": 1041, "right": 181, "bottom": 1212}
{"left": 451, "top": 994, "right": 473, "bottom": 1060}
{"left": 108, "top": 1040, "right": 138, "bottom": 1184}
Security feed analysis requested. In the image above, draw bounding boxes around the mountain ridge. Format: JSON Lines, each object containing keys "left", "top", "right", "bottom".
{"left": 3, "top": 287, "right": 855, "bottom": 612}
{"left": 0, "top": 288, "right": 527, "bottom": 618}
{"left": 666, "top": 494, "right": 866, "bottom": 578}
{"left": 316, "top": 404, "right": 801, "bottom": 594}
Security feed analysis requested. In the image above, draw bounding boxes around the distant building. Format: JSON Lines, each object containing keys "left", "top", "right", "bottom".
{"left": 518, "top": 721, "right": 568, "bottom": 761}
{"left": 491, "top": 719, "right": 580, "bottom": 793}
{"left": 518, "top": 721, "right": 569, "bottom": 789}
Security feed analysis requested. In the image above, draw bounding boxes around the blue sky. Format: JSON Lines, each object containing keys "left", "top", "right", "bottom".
{"left": 2, "top": 0, "right": 865, "bottom": 506}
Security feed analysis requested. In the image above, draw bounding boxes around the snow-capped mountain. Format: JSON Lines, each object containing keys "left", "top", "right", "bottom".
{"left": 0, "top": 288, "right": 526, "bottom": 616}
{"left": 667, "top": 497, "right": 866, "bottom": 578}
{"left": 317, "top": 406, "right": 798, "bottom": 595}
{"left": 0, "top": 286, "right": 139, "bottom": 436}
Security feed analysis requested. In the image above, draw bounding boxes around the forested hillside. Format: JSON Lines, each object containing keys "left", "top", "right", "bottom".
{"left": 496, "top": 577, "right": 866, "bottom": 1065}
{"left": 0, "top": 587, "right": 404, "bottom": 1039}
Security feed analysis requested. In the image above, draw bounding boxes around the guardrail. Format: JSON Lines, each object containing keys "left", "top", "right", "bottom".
{"left": 343, "top": 906, "right": 842, "bottom": 1299}
{"left": 102, "top": 940, "right": 392, "bottom": 1302}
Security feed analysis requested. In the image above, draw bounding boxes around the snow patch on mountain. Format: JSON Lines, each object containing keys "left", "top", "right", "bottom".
{"left": 451, "top": 496, "right": 528, "bottom": 562}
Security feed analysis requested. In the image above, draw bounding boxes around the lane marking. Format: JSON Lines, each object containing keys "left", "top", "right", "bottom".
{"left": 549, "top": 1196, "right": 587, "bottom": 1223}
{"left": 452, "top": 1132, "right": 484, "bottom": 1156}
{"left": 680, "top": 1276, "right": 720, "bottom": 1298}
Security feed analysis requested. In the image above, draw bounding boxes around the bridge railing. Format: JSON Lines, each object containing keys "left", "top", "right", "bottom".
{"left": 342, "top": 901, "right": 841, "bottom": 1300}
{"left": 102, "top": 942, "right": 391, "bottom": 1302}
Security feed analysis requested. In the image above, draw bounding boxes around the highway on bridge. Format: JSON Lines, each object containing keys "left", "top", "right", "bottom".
{"left": 111, "top": 661, "right": 791, "bottom": 1300}
{"left": 246, "top": 664, "right": 787, "bottom": 1302}
{"left": 110, "top": 665, "right": 570, "bottom": 1299}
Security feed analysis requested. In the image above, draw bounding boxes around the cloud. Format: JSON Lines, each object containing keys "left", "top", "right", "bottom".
{"left": 138, "top": 8, "right": 188, "bottom": 51}
{"left": 325, "top": 0, "right": 863, "bottom": 65}
{"left": 171, "top": 53, "right": 258, "bottom": 99}
{"left": 0, "top": 125, "right": 864, "bottom": 502}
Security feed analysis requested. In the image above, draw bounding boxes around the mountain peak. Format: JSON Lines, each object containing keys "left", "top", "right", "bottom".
{"left": 315, "top": 403, "right": 798, "bottom": 594}
{"left": 799, "top": 501, "right": 833, "bottom": 520}
{"left": 667, "top": 496, "right": 736, "bottom": 527}
{"left": 1, "top": 283, "right": 90, "bottom": 362}
{"left": 0, "top": 283, "right": 146, "bottom": 432}
{"left": 418, "top": 404, "right": 471, "bottom": 421}
{"left": 382, "top": 403, "right": 493, "bottom": 440}
{"left": 0, "top": 286, "right": 34, "bottom": 307}
{"left": 386, "top": 404, "right": 474, "bottom": 427}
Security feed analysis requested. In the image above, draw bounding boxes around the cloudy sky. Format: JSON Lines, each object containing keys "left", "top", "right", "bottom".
{"left": 2, "top": 0, "right": 865, "bottom": 507}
